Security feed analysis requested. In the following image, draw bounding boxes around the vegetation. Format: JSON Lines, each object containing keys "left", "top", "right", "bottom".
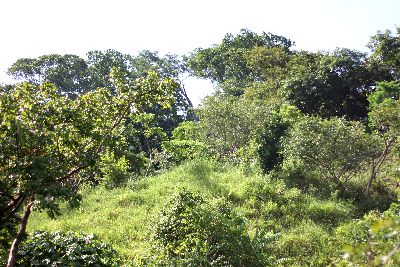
{"left": 1, "top": 27, "right": 400, "bottom": 266}
{"left": 16, "top": 231, "right": 122, "bottom": 266}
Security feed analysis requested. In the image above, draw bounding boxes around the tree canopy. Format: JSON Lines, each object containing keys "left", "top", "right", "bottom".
{"left": 0, "top": 70, "right": 178, "bottom": 266}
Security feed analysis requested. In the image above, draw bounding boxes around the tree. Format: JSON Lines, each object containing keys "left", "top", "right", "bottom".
{"left": 129, "top": 50, "right": 195, "bottom": 132}
{"left": 7, "top": 50, "right": 195, "bottom": 133}
{"left": 366, "top": 81, "right": 400, "bottom": 197}
{"left": 7, "top": 54, "right": 90, "bottom": 97}
{"left": 368, "top": 27, "right": 400, "bottom": 80}
{"left": 283, "top": 49, "right": 381, "bottom": 120}
{"left": 197, "top": 94, "right": 266, "bottom": 158}
{"left": 0, "top": 70, "right": 178, "bottom": 267}
{"left": 282, "top": 116, "right": 379, "bottom": 188}
{"left": 245, "top": 45, "right": 292, "bottom": 82}
{"left": 187, "top": 29, "right": 293, "bottom": 95}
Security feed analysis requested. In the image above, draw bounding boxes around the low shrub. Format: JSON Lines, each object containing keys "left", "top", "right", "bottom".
{"left": 147, "top": 190, "right": 264, "bottom": 267}
{"left": 16, "top": 231, "right": 121, "bottom": 266}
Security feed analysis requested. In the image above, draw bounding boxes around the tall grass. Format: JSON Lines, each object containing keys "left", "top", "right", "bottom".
{"left": 28, "top": 158, "right": 356, "bottom": 264}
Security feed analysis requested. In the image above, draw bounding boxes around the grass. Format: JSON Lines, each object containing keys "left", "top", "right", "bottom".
{"left": 28, "top": 158, "right": 356, "bottom": 264}
{"left": 28, "top": 159, "right": 248, "bottom": 262}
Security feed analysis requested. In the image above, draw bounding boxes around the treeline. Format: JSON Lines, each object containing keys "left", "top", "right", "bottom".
{"left": 0, "top": 27, "right": 400, "bottom": 266}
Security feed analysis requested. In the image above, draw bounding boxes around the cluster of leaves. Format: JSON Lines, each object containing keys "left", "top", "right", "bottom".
{"left": 16, "top": 231, "right": 121, "bottom": 266}
{"left": 334, "top": 203, "right": 400, "bottom": 266}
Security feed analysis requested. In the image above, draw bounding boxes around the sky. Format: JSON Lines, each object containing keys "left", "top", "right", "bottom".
{"left": 0, "top": 0, "right": 399, "bottom": 105}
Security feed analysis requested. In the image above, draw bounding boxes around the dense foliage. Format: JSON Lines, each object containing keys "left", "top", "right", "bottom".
{"left": 16, "top": 231, "right": 121, "bottom": 266}
{"left": 1, "top": 27, "right": 400, "bottom": 266}
{"left": 148, "top": 190, "right": 263, "bottom": 266}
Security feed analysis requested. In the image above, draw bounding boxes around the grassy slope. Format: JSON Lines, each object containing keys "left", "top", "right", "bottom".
{"left": 28, "top": 159, "right": 355, "bottom": 264}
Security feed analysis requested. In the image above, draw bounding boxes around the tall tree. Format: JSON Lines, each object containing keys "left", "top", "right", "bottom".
{"left": 7, "top": 54, "right": 90, "bottom": 97}
{"left": 187, "top": 29, "right": 293, "bottom": 95}
{"left": 282, "top": 49, "right": 383, "bottom": 119}
{"left": 368, "top": 27, "right": 400, "bottom": 80}
{"left": 0, "top": 70, "right": 178, "bottom": 267}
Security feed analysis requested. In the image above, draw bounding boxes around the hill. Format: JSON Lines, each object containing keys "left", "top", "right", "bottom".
{"left": 28, "top": 159, "right": 358, "bottom": 265}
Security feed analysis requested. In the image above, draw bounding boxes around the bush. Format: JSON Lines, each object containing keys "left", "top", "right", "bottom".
{"left": 162, "top": 121, "right": 205, "bottom": 163}
{"left": 99, "top": 152, "right": 130, "bottom": 188}
{"left": 256, "top": 104, "right": 301, "bottom": 174}
{"left": 335, "top": 203, "right": 400, "bottom": 266}
{"left": 282, "top": 116, "right": 379, "bottom": 187}
{"left": 241, "top": 178, "right": 354, "bottom": 230}
{"left": 16, "top": 231, "right": 122, "bottom": 266}
{"left": 148, "top": 190, "right": 264, "bottom": 267}
{"left": 257, "top": 111, "right": 289, "bottom": 173}
{"left": 267, "top": 221, "right": 333, "bottom": 266}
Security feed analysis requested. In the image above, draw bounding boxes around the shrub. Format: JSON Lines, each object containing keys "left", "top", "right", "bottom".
{"left": 257, "top": 111, "right": 289, "bottom": 173}
{"left": 268, "top": 221, "right": 333, "bottom": 266}
{"left": 162, "top": 121, "right": 205, "bottom": 163}
{"left": 335, "top": 203, "right": 400, "bottom": 266}
{"left": 241, "top": 178, "right": 354, "bottom": 230}
{"left": 148, "top": 190, "right": 264, "bottom": 267}
{"left": 16, "top": 231, "right": 122, "bottom": 266}
{"left": 282, "top": 116, "right": 379, "bottom": 187}
{"left": 256, "top": 104, "right": 301, "bottom": 174}
{"left": 99, "top": 151, "right": 130, "bottom": 188}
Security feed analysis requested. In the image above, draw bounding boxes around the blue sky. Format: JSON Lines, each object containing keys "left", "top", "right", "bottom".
{"left": 0, "top": 0, "right": 399, "bottom": 105}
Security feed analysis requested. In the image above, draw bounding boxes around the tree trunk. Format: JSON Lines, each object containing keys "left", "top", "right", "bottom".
{"left": 6, "top": 194, "right": 34, "bottom": 267}
{"left": 365, "top": 136, "right": 395, "bottom": 198}
{"left": 365, "top": 172, "right": 375, "bottom": 199}
{"left": 365, "top": 163, "right": 378, "bottom": 199}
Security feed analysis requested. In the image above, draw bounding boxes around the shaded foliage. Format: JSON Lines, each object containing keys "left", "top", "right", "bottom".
{"left": 16, "top": 231, "right": 121, "bottom": 266}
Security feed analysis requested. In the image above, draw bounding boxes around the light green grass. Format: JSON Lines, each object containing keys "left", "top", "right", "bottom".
{"left": 28, "top": 159, "right": 253, "bottom": 262}
{"left": 28, "top": 159, "right": 355, "bottom": 264}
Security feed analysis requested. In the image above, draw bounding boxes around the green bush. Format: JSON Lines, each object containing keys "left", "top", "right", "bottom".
{"left": 99, "top": 152, "right": 131, "bottom": 188}
{"left": 282, "top": 116, "right": 379, "bottom": 188}
{"left": 16, "top": 231, "right": 122, "bottom": 266}
{"left": 257, "top": 111, "right": 289, "bottom": 173}
{"left": 162, "top": 121, "right": 205, "bottom": 163}
{"left": 148, "top": 190, "right": 264, "bottom": 267}
{"left": 256, "top": 104, "right": 301, "bottom": 174}
{"left": 241, "top": 178, "right": 354, "bottom": 230}
{"left": 267, "top": 221, "right": 333, "bottom": 266}
{"left": 335, "top": 203, "right": 400, "bottom": 266}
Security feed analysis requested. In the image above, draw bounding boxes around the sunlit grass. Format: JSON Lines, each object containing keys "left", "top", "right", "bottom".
{"left": 28, "top": 158, "right": 355, "bottom": 264}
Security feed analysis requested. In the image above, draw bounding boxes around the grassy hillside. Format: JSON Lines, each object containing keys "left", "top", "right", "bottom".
{"left": 28, "top": 159, "right": 357, "bottom": 265}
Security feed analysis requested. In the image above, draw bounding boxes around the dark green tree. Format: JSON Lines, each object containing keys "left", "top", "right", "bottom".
{"left": 283, "top": 49, "right": 381, "bottom": 119}
{"left": 7, "top": 54, "right": 90, "bottom": 97}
